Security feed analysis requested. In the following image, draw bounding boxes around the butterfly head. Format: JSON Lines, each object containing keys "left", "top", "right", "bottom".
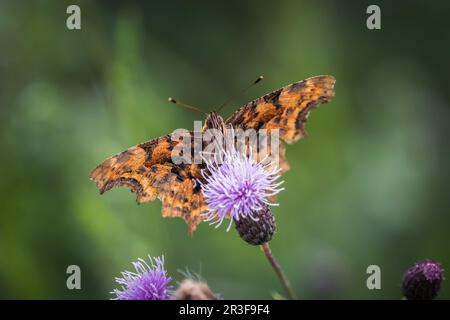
{"left": 204, "top": 112, "right": 225, "bottom": 131}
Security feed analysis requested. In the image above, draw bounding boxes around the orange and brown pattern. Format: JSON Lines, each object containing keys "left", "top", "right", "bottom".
{"left": 227, "top": 75, "right": 335, "bottom": 142}
{"left": 89, "top": 75, "right": 336, "bottom": 235}
{"left": 90, "top": 134, "right": 208, "bottom": 235}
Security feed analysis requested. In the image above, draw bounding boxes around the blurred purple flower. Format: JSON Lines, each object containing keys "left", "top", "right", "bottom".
{"left": 111, "top": 255, "right": 172, "bottom": 300}
{"left": 401, "top": 259, "right": 444, "bottom": 300}
{"left": 200, "top": 132, "right": 284, "bottom": 231}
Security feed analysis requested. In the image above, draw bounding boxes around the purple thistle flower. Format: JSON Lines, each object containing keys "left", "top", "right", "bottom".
{"left": 401, "top": 259, "right": 444, "bottom": 300}
{"left": 111, "top": 255, "right": 173, "bottom": 300}
{"left": 200, "top": 129, "right": 284, "bottom": 231}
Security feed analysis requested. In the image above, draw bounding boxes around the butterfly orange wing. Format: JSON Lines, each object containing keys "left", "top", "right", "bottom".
{"left": 226, "top": 75, "right": 335, "bottom": 172}
{"left": 89, "top": 134, "right": 208, "bottom": 235}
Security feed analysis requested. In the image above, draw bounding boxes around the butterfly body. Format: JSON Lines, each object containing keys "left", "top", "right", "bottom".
{"left": 90, "top": 75, "right": 335, "bottom": 235}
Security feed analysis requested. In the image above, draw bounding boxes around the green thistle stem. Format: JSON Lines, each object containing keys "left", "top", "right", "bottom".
{"left": 261, "top": 242, "right": 297, "bottom": 300}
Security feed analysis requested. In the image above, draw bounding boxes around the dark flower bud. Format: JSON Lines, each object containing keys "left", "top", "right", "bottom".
{"left": 401, "top": 259, "right": 444, "bottom": 300}
{"left": 174, "top": 279, "right": 220, "bottom": 300}
{"left": 235, "top": 204, "right": 276, "bottom": 245}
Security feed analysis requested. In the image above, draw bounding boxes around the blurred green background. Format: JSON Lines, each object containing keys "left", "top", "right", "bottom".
{"left": 1, "top": 0, "right": 449, "bottom": 299}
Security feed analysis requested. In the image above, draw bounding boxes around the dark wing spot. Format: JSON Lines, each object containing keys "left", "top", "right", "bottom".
{"left": 137, "top": 166, "right": 147, "bottom": 173}
{"left": 139, "top": 139, "right": 159, "bottom": 156}
{"left": 272, "top": 117, "right": 281, "bottom": 125}
{"left": 295, "top": 113, "right": 306, "bottom": 130}
{"left": 255, "top": 121, "right": 265, "bottom": 130}
{"left": 121, "top": 166, "right": 132, "bottom": 174}
{"left": 295, "top": 96, "right": 328, "bottom": 129}
{"left": 102, "top": 177, "right": 144, "bottom": 196}
{"left": 288, "top": 80, "right": 307, "bottom": 93}
{"left": 263, "top": 89, "right": 282, "bottom": 103}
{"left": 116, "top": 150, "right": 132, "bottom": 163}
{"left": 152, "top": 173, "right": 171, "bottom": 187}
{"left": 193, "top": 180, "right": 202, "bottom": 192}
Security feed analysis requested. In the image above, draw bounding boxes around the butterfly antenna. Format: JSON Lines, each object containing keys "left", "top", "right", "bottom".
{"left": 168, "top": 97, "right": 205, "bottom": 114}
{"left": 216, "top": 75, "right": 264, "bottom": 113}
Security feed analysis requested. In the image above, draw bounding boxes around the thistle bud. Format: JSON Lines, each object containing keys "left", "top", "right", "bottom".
{"left": 235, "top": 204, "right": 276, "bottom": 245}
{"left": 401, "top": 259, "right": 444, "bottom": 300}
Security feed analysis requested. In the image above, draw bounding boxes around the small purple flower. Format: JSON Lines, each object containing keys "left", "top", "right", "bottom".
{"left": 111, "top": 255, "right": 173, "bottom": 300}
{"left": 200, "top": 130, "right": 284, "bottom": 231}
{"left": 401, "top": 259, "right": 444, "bottom": 300}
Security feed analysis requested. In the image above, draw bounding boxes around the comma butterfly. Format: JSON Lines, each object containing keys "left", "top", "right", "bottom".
{"left": 89, "top": 75, "right": 335, "bottom": 235}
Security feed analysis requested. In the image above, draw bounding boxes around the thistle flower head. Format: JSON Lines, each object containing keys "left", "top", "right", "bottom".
{"left": 111, "top": 255, "right": 172, "bottom": 300}
{"left": 200, "top": 131, "right": 284, "bottom": 231}
{"left": 401, "top": 259, "right": 444, "bottom": 300}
